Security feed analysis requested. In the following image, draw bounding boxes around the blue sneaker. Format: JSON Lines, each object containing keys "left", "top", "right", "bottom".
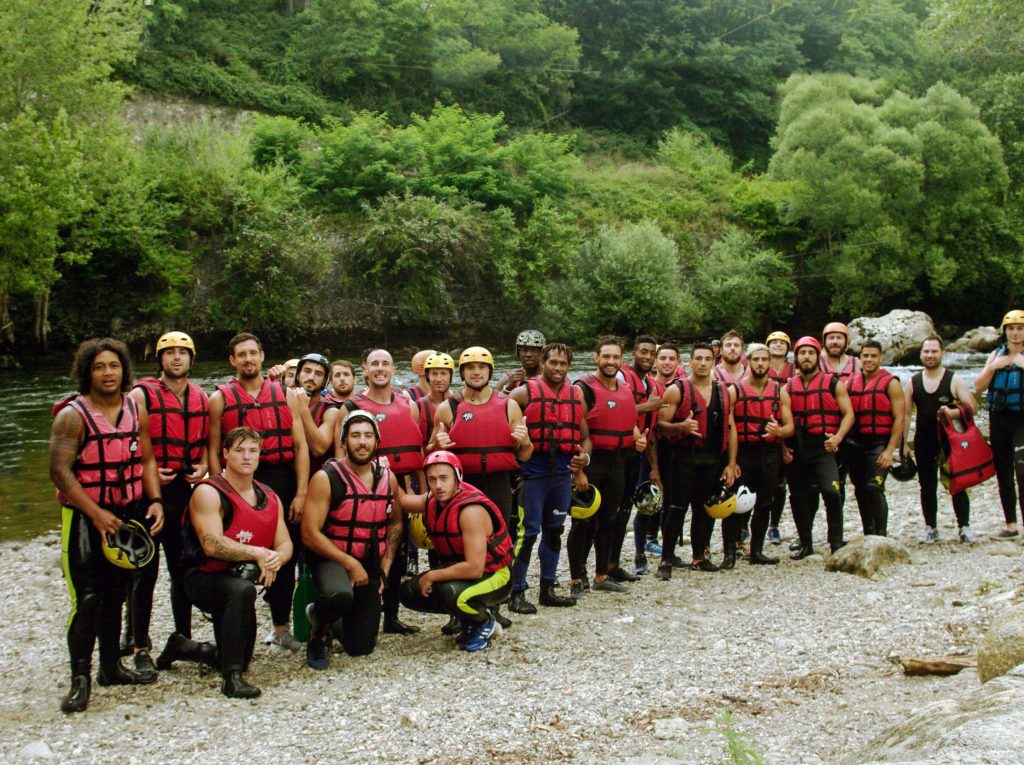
{"left": 767, "top": 527, "right": 782, "bottom": 545}
{"left": 461, "top": 615, "right": 498, "bottom": 652}
{"left": 634, "top": 555, "right": 648, "bottom": 575}
{"left": 740, "top": 528, "right": 750, "bottom": 544}
{"left": 644, "top": 539, "right": 663, "bottom": 556}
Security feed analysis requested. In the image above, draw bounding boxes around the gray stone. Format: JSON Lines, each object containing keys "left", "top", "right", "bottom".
{"left": 652, "top": 717, "right": 691, "bottom": 740}
{"left": 977, "top": 606, "right": 1024, "bottom": 683}
{"left": 848, "top": 310, "right": 937, "bottom": 364}
{"left": 946, "top": 326, "right": 1001, "bottom": 354}
{"left": 18, "top": 742, "right": 52, "bottom": 760}
{"left": 615, "top": 758, "right": 684, "bottom": 765}
{"left": 825, "top": 536, "right": 912, "bottom": 579}
{"left": 844, "top": 664, "right": 1024, "bottom": 764}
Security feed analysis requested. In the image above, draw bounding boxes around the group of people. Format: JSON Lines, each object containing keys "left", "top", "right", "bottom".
{"left": 48, "top": 311, "right": 1024, "bottom": 712}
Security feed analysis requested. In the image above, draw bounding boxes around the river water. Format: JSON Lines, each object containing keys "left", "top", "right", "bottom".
{"left": 0, "top": 351, "right": 990, "bottom": 541}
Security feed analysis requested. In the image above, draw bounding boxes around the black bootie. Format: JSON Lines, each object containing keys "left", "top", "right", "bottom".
{"left": 538, "top": 579, "right": 576, "bottom": 607}
{"left": 221, "top": 671, "right": 261, "bottom": 699}
{"left": 61, "top": 669, "right": 90, "bottom": 714}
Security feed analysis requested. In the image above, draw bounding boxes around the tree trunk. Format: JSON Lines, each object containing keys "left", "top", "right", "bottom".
{"left": 33, "top": 291, "right": 49, "bottom": 349}
{"left": 0, "top": 287, "right": 13, "bottom": 347}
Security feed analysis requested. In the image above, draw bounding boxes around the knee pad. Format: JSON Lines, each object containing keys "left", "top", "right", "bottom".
{"left": 541, "top": 527, "right": 563, "bottom": 553}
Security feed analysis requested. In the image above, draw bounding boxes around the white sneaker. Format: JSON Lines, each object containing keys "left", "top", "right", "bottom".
{"left": 958, "top": 526, "right": 978, "bottom": 545}
{"left": 265, "top": 630, "right": 302, "bottom": 651}
{"left": 919, "top": 527, "right": 939, "bottom": 544}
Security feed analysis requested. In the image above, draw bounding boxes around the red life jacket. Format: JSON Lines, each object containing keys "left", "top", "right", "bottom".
{"left": 849, "top": 370, "right": 896, "bottom": 439}
{"left": 821, "top": 354, "right": 860, "bottom": 383}
{"left": 665, "top": 378, "right": 730, "bottom": 454}
{"left": 713, "top": 363, "right": 748, "bottom": 387}
{"left": 733, "top": 379, "right": 782, "bottom": 445}
{"left": 58, "top": 394, "right": 143, "bottom": 510}
{"left": 322, "top": 457, "right": 393, "bottom": 562}
{"left": 578, "top": 373, "right": 637, "bottom": 451}
{"left": 767, "top": 361, "right": 794, "bottom": 384}
{"left": 522, "top": 377, "right": 583, "bottom": 454}
{"left": 788, "top": 372, "right": 841, "bottom": 436}
{"left": 425, "top": 482, "right": 513, "bottom": 573}
{"left": 135, "top": 377, "right": 208, "bottom": 473}
{"left": 323, "top": 392, "right": 351, "bottom": 407}
{"left": 447, "top": 390, "right": 518, "bottom": 474}
{"left": 620, "top": 363, "right": 657, "bottom": 433}
{"left": 349, "top": 392, "right": 424, "bottom": 473}
{"left": 418, "top": 395, "right": 445, "bottom": 446}
{"left": 196, "top": 475, "right": 280, "bottom": 574}
{"left": 938, "top": 404, "right": 995, "bottom": 495}
{"left": 217, "top": 378, "right": 295, "bottom": 466}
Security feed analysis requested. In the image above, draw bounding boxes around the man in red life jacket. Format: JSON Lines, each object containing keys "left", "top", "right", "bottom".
{"left": 301, "top": 411, "right": 405, "bottom": 668}
{"left": 656, "top": 342, "right": 740, "bottom": 579}
{"left": 714, "top": 330, "right": 749, "bottom": 387}
{"left": 496, "top": 329, "right": 546, "bottom": 392}
{"left": 293, "top": 353, "right": 342, "bottom": 478}
{"left": 902, "top": 336, "right": 978, "bottom": 543}
{"left": 732, "top": 343, "right": 794, "bottom": 566}
{"left": 786, "top": 336, "right": 855, "bottom": 558}
{"left": 208, "top": 332, "right": 309, "bottom": 651}
{"left": 567, "top": 336, "right": 650, "bottom": 595}
{"left": 846, "top": 340, "right": 906, "bottom": 536}
{"left": 417, "top": 352, "right": 454, "bottom": 446}
{"left": 50, "top": 338, "right": 165, "bottom": 713}
{"left": 127, "top": 331, "right": 213, "bottom": 675}
{"left": 185, "top": 426, "right": 292, "bottom": 699}
{"left": 765, "top": 331, "right": 794, "bottom": 546}
{"left": 507, "top": 343, "right": 592, "bottom": 612}
{"left": 406, "top": 349, "right": 436, "bottom": 404}
{"left": 326, "top": 359, "right": 356, "bottom": 406}
{"left": 399, "top": 451, "right": 515, "bottom": 651}
{"left": 342, "top": 348, "right": 424, "bottom": 634}
{"left": 654, "top": 343, "right": 681, "bottom": 388}
{"left": 819, "top": 320, "right": 860, "bottom": 513}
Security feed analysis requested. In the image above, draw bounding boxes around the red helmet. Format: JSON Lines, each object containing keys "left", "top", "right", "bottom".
{"left": 793, "top": 336, "right": 822, "bottom": 357}
{"left": 423, "top": 450, "right": 463, "bottom": 481}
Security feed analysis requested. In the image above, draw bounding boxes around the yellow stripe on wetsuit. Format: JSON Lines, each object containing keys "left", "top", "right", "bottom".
{"left": 456, "top": 566, "right": 511, "bottom": 617}
{"left": 60, "top": 506, "right": 78, "bottom": 629}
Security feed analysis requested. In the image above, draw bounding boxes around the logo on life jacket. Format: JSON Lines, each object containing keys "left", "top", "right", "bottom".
{"left": 961, "top": 440, "right": 969, "bottom": 450}
{"left": 607, "top": 401, "right": 617, "bottom": 409}
{"left": 130, "top": 439, "right": 138, "bottom": 453}
{"left": 236, "top": 529, "right": 254, "bottom": 544}
{"left": 375, "top": 413, "right": 387, "bottom": 423}
{"left": 462, "top": 412, "right": 474, "bottom": 422}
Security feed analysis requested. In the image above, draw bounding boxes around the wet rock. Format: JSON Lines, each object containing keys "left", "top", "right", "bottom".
{"left": 848, "top": 310, "right": 936, "bottom": 364}
{"left": 825, "top": 536, "right": 912, "bottom": 579}
{"left": 946, "top": 326, "right": 1001, "bottom": 354}
{"left": 977, "top": 606, "right": 1024, "bottom": 683}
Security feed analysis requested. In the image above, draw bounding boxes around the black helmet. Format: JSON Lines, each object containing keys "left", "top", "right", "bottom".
{"left": 632, "top": 481, "right": 662, "bottom": 516}
{"left": 296, "top": 353, "right": 331, "bottom": 390}
{"left": 890, "top": 455, "right": 917, "bottom": 482}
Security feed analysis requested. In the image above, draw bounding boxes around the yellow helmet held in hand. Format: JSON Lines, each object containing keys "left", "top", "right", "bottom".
{"left": 408, "top": 512, "right": 433, "bottom": 550}
{"left": 103, "top": 520, "right": 156, "bottom": 570}
{"left": 156, "top": 331, "right": 196, "bottom": 359}
{"left": 704, "top": 485, "right": 736, "bottom": 520}
{"left": 424, "top": 352, "right": 455, "bottom": 372}
{"left": 1000, "top": 310, "right": 1024, "bottom": 332}
{"left": 570, "top": 485, "right": 602, "bottom": 519}
{"left": 458, "top": 346, "right": 494, "bottom": 368}
{"left": 765, "top": 331, "right": 791, "bottom": 349}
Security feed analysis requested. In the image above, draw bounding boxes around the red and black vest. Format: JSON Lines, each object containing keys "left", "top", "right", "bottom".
{"left": 321, "top": 457, "right": 393, "bottom": 562}
{"left": 578, "top": 373, "right": 637, "bottom": 451}
{"left": 447, "top": 390, "right": 518, "bottom": 474}
{"left": 821, "top": 354, "right": 860, "bottom": 384}
{"left": 713, "top": 363, "right": 748, "bottom": 387}
{"left": 620, "top": 363, "right": 656, "bottom": 434}
{"left": 665, "top": 378, "right": 731, "bottom": 454}
{"left": 418, "top": 395, "right": 444, "bottom": 446}
{"left": 196, "top": 475, "right": 279, "bottom": 574}
{"left": 733, "top": 379, "right": 782, "bottom": 445}
{"left": 522, "top": 377, "right": 583, "bottom": 454}
{"left": 58, "top": 394, "right": 143, "bottom": 510}
{"left": 788, "top": 372, "right": 841, "bottom": 436}
{"left": 135, "top": 377, "right": 208, "bottom": 473}
{"left": 767, "top": 361, "right": 794, "bottom": 384}
{"left": 348, "top": 392, "right": 424, "bottom": 473}
{"left": 425, "top": 483, "right": 513, "bottom": 573}
{"left": 849, "top": 370, "right": 896, "bottom": 439}
{"left": 217, "top": 378, "right": 295, "bottom": 466}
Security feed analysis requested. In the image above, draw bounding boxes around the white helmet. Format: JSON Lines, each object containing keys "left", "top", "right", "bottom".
{"left": 734, "top": 485, "right": 756, "bottom": 515}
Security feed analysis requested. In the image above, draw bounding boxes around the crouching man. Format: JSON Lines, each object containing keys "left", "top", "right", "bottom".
{"left": 399, "top": 451, "right": 514, "bottom": 652}
{"left": 300, "top": 411, "right": 404, "bottom": 669}
{"left": 184, "top": 426, "right": 292, "bottom": 699}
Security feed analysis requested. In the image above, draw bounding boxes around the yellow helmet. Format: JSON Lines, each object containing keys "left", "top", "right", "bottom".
{"left": 570, "top": 485, "right": 602, "bottom": 519}
{"left": 765, "top": 331, "right": 791, "bottom": 349}
{"left": 102, "top": 520, "right": 156, "bottom": 570}
{"left": 284, "top": 358, "right": 299, "bottom": 370}
{"left": 822, "top": 322, "right": 850, "bottom": 341}
{"left": 703, "top": 486, "right": 737, "bottom": 520}
{"left": 408, "top": 512, "right": 433, "bottom": 550}
{"left": 458, "top": 346, "right": 494, "bottom": 368}
{"left": 424, "top": 352, "right": 455, "bottom": 372}
{"left": 156, "top": 331, "right": 196, "bottom": 359}
{"left": 1000, "top": 310, "right": 1024, "bottom": 332}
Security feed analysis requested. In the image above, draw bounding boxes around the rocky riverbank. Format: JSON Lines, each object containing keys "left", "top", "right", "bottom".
{"left": 2, "top": 477, "right": 1023, "bottom": 764}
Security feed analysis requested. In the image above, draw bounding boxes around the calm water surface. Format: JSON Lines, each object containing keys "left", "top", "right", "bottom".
{"left": 0, "top": 351, "right": 989, "bottom": 541}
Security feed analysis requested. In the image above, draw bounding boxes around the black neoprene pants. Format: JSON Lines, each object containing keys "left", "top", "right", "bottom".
{"left": 309, "top": 559, "right": 381, "bottom": 656}
{"left": 256, "top": 462, "right": 298, "bottom": 627}
{"left": 788, "top": 440, "right": 845, "bottom": 550}
{"left": 735, "top": 443, "right": 781, "bottom": 555}
{"left": 846, "top": 438, "right": 891, "bottom": 536}
{"left": 916, "top": 447, "right": 970, "bottom": 528}
{"left": 184, "top": 569, "right": 257, "bottom": 673}
{"left": 661, "top": 448, "right": 719, "bottom": 563}
{"left": 567, "top": 449, "right": 625, "bottom": 579}
{"left": 990, "top": 409, "right": 1024, "bottom": 525}
{"left": 384, "top": 472, "right": 415, "bottom": 620}
{"left": 400, "top": 569, "right": 512, "bottom": 624}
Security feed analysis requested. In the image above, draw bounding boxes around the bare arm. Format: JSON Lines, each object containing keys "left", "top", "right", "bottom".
{"left": 902, "top": 378, "right": 915, "bottom": 455}
{"left": 137, "top": 406, "right": 165, "bottom": 535}
{"left": 190, "top": 484, "right": 273, "bottom": 564}
{"left": 972, "top": 349, "right": 1004, "bottom": 394}
{"left": 207, "top": 391, "right": 225, "bottom": 475}
{"left": 951, "top": 373, "right": 978, "bottom": 414}
{"left": 287, "top": 388, "right": 310, "bottom": 521}
{"left": 825, "top": 381, "right": 856, "bottom": 452}
{"left": 426, "top": 400, "right": 454, "bottom": 454}
{"left": 380, "top": 473, "right": 404, "bottom": 581}
{"left": 506, "top": 398, "right": 533, "bottom": 461}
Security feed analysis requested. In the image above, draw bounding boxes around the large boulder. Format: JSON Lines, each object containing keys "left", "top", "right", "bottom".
{"left": 844, "top": 663, "right": 1024, "bottom": 764}
{"left": 977, "top": 606, "right": 1024, "bottom": 683}
{"left": 946, "top": 326, "right": 1001, "bottom": 354}
{"left": 848, "top": 310, "right": 936, "bottom": 364}
{"left": 824, "top": 535, "right": 912, "bottom": 579}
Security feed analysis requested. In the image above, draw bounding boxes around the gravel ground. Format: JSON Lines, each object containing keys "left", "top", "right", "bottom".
{"left": 2, "top": 478, "right": 1023, "bottom": 765}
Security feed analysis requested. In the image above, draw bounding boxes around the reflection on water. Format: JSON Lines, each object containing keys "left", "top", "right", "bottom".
{"left": 0, "top": 350, "right": 992, "bottom": 541}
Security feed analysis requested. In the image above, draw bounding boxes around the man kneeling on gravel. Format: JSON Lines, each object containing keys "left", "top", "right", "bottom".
{"left": 184, "top": 427, "right": 293, "bottom": 699}
{"left": 398, "top": 451, "right": 514, "bottom": 652}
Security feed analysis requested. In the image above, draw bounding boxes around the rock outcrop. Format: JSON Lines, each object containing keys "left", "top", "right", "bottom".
{"left": 825, "top": 535, "right": 912, "bottom": 579}
{"left": 848, "top": 310, "right": 936, "bottom": 364}
{"left": 946, "top": 326, "right": 1001, "bottom": 354}
{"left": 977, "top": 606, "right": 1024, "bottom": 683}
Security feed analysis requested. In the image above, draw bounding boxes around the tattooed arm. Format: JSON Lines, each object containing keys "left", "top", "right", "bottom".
{"left": 380, "top": 473, "right": 406, "bottom": 581}
{"left": 49, "top": 407, "right": 121, "bottom": 537}
{"left": 189, "top": 483, "right": 273, "bottom": 564}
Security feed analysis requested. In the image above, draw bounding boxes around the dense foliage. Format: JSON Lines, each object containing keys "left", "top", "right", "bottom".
{"left": 1, "top": 0, "right": 1021, "bottom": 357}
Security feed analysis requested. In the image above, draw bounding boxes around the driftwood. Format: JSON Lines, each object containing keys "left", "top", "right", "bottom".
{"left": 900, "top": 655, "right": 976, "bottom": 676}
